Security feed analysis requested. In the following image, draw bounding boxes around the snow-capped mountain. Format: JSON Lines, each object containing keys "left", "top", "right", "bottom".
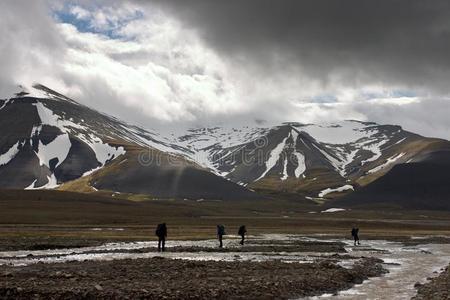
{"left": 1, "top": 84, "right": 448, "bottom": 200}
{"left": 0, "top": 84, "right": 254, "bottom": 199}
{"left": 170, "top": 121, "right": 448, "bottom": 198}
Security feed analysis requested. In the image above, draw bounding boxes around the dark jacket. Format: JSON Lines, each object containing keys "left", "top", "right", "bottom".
{"left": 238, "top": 225, "right": 247, "bottom": 236}
{"left": 156, "top": 223, "right": 167, "bottom": 238}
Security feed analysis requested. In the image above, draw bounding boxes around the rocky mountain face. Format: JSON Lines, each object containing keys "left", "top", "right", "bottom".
{"left": 1, "top": 84, "right": 448, "bottom": 201}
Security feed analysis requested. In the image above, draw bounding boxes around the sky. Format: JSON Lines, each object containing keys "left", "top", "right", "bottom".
{"left": 0, "top": 0, "right": 449, "bottom": 139}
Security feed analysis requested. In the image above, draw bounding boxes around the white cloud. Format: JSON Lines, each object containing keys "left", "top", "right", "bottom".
{"left": 0, "top": 0, "right": 449, "bottom": 140}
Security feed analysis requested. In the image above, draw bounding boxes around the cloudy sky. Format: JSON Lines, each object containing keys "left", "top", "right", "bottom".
{"left": 1, "top": 0, "right": 449, "bottom": 139}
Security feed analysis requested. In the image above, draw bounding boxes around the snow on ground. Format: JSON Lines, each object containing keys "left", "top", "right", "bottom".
{"left": 13, "top": 84, "right": 79, "bottom": 104}
{"left": 295, "top": 121, "right": 370, "bottom": 145}
{"left": 0, "top": 99, "right": 10, "bottom": 110}
{"left": 291, "top": 129, "right": 306, "bottom": 178}
{"left": 255, "top": 135, "right": 290, "bottom": 181}
{"left": 119, "top": 125, "right": 189, "bottom": 158}
{"left": 281, "top": 157, "right": 288, "bottom": 180}
{"left": 24, "top": 180, "right": 38, "bottom": 190}
{"left": 35, "top": 134, "right": 71, "bottom": 169}
{"left": 78, "top": 134, "right": 125, "bottom": 165}
{"left": 33, "top": 101, "right": 126, "bottom": 166}
{"left": 175, "top": 126, "right": 270, "bottom": 151}
{"left": 321, "top": 208, "right": 346, "bottom": 213}
{"left": 360, "top": 138, "right": 389, "bottom": 165}
{"left": 293, "top": 152, "right": 306, "bottom": 178}
{"left": 318, "top": 185, "right": 354, "bottom": 198}
{"left": 0, "top": 142, "right": 20, "bottom": 166}
{"left": 33, "top": 102, "right": 87, "bottom": 132}
{"left": 312, "top": 144, "right": 345, "bottom": 176}
{"left": 25, "top": 174, "right": 59, "bottom": 190}
{"left": 394, "top": 137, "right": 407, "bottom": 145}
{"left": 368, "top": 153, "right": 406, "bottom": 174}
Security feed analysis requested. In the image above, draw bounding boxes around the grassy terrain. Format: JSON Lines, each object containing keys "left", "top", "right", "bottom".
{"left": 1, "top": 189, "right": 450, "bottom": 249}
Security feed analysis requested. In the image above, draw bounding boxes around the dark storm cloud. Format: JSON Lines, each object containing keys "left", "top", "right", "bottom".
{"left": 146, "top": 0, "right": 450, "bottom": 92}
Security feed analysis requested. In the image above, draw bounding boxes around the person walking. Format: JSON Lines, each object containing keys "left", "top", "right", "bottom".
{"left": 155, "top": 223, "right": 167, "bottom": 252}
{"left": 351, "top": 227, "right": 360, "bottom": 246}
{"left": 217, "top": 224, "right": 226, "bottom": 248}
{"left": 238, "top": 225, "right": 247, "bottom": 245}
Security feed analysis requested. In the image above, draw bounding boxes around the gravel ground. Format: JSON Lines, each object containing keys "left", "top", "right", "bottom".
{"left": 0, "top": 256, "right": 386, "bottom": 299}
{"left": 413, "top": 264, "right": 450, "bottom": 300}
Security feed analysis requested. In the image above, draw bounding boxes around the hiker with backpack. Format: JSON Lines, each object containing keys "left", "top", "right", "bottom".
{"left": 217, "top": 224, "right": 226, "bottom": 248}
{"left": 155, "top": 223, "right": 167, "bottom": 252}
{"left": 238, "top": 225, "right": 247, "bottom": 245}
{"left": 351, "top": 227, "right": 360, "bottom": 246}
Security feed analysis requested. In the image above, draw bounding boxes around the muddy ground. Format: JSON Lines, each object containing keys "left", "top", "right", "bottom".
{"left": 0, "top": 256, "right": 385, "bottom": 300}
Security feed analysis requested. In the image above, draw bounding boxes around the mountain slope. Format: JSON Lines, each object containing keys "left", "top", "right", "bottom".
{"left": 171, "top": 121, "right": 449, "bottom": 198}
{"left": 330, "top": 149, "right": 450, "bottom": 210}
{"left": 0, "top": 85, "right": 256, "bottom": 200}
{"left": 1, "top": 84, "right": 449, "bottom": 202}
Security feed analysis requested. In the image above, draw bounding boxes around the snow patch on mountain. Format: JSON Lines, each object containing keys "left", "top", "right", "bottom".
{"left": 321, "top": 208, "right": 346, "bottom": 213}
{"left": 33, "top": 101, "right": 126, "bottom": 168}
{"left": 360, "top": 138, "right": 390, "bottom": 165}
{"left": 33, "top": 102, "right": 87, "bottom": 132}
{"left": 290, "top": 129, "right": 306, "bottom": 178}
{"left": 312, "top": 144, "right": 345, "bottom": 176}
{"left": 318, "top": 185, "right": 354, "bottom": 198}
{"left": 0, "top": 142, "right": 20, "bottom": 166}
{"left": 296, "top": 121, "right": 369, "bottom": 144}
{"left": 255, "top": 135, "right": 290, "bottom": 182}
{"left": 26, "top": 175, "right": 59, "bottom": 190}
{"left": 35, "top": 134, "right": 71, "bottom": 169}
{"left": 368, "top": 152, "right": 406, "bottom": 174}
{"left": 176, "top": 126, "right": 270, "bottom": 151}
{"left": 281, "top": 157, "right": 288, "bottom": 180}
{"left": 78, "top": 134, "right": 125, "bottom": 165}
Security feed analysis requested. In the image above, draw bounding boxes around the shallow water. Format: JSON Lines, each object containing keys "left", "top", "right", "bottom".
{"left": 302, "top": 237, "right": 450, "bottom": 300}
{"left": 1, "top": 234, "right": 449, "bottom": 299}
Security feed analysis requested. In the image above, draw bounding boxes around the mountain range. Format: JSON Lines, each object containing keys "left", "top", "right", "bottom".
{"left": 1, "top": 84, "right": 449, "bottom": 207}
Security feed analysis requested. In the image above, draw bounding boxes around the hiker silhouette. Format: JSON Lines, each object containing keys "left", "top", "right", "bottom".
{"left": 351, "top": 227, "right": 360, "bottom": 246}
{"left": 238, "top": 225, "right": 247, "bottom": 245}
{"left": 155, "top": 223, "right": 167, "bottom": 252}
{"left": 217, "top": 225, "right": 226, "bottom": 248}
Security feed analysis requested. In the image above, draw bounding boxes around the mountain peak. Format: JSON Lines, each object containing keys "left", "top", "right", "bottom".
{"left": 12, "top": 84, "right": 79, "bottom": 105}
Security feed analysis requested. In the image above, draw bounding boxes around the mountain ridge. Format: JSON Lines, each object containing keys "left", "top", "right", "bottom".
{"left": 0, "top": 84, "right": 448, "bottom": 202}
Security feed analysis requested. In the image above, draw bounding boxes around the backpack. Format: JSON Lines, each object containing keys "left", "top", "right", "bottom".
{"left": 155, "top": 224, "right": 163, "bottom": 236}
{"left": 217, "top": 225, "right": 225, "bottom": 235}
{"left": 238, "top": 226, "right": 246, "bottom": 235}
